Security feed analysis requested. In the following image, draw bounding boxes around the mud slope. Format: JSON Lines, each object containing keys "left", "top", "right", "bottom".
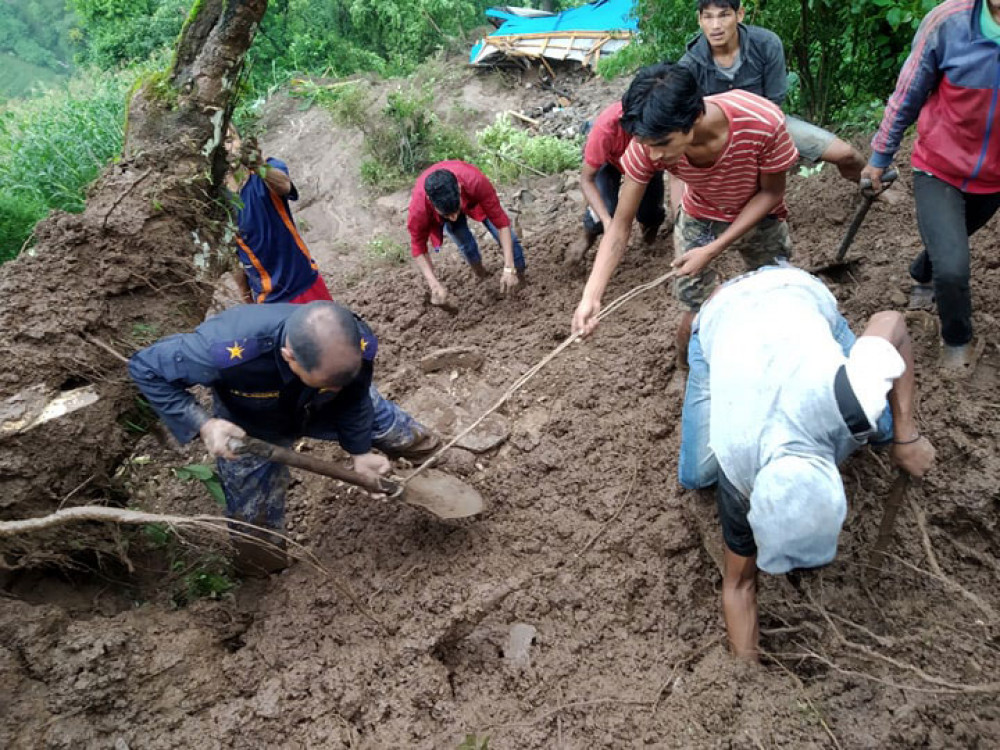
{"left": 3, "top": 70, "right": 1000, "bottom": 749}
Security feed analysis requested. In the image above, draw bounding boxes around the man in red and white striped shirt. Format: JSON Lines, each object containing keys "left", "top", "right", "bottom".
{"left": 572, "top": 62, "right": 798, "bottom": 365}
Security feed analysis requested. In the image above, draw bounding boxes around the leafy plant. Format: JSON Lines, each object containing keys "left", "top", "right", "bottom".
{"left": 173, "top": 463, "right": 226, "bottom": 507}
{"left": 458, "top": 734, "right": 489, "bottom": 750}
{"left": 366, "top": 235, "right": 409, "bottom": 264}
{"left": 119, "top": 396, "right": 159, "bottom": 435}
{"left": 176, "top": 556, "right": 235, "bottom": 603}
{"left": 289, "top": 78, "right": 370, "bottom": 128}
{"left": 475, "top": 114, "right": 583, "bottom": 182}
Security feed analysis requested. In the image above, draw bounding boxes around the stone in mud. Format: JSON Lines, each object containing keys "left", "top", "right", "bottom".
{"left": 419, "top": 347, "right": 485, "bottom": 373}
{"left": 503, "top": 622, "right": 537, "bottom": 667}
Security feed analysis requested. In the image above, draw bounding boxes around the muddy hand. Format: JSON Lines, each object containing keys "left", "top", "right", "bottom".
{"left": 572, "top": 297, "right": 601, "bottom": 338}
{"left": 351, "top": 452, "right": 392, "bottom": 496}
{"left": 429, "top": 284, "right": 450, "bottom": 307}
{"left": 891, "top": 435, "right": 936, "bottom": 478}
{"left": 201, "top": 418, "right": 245, "bottom": 459}
{"left": 500, "top": 268, "right": 520, "bottom": 295}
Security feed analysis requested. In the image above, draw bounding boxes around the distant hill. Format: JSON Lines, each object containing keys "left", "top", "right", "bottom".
{"left": 0, "top": 0, "right": 75, "bottom": 99}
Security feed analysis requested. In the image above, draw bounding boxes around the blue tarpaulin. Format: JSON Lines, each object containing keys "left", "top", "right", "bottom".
{"left": 469, "top": 0, "right": 638, "bottom": 69}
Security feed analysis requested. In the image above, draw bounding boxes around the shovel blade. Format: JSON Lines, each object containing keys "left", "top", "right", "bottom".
{"left": 403, "top": 469, "right": 485, "bottom": 519}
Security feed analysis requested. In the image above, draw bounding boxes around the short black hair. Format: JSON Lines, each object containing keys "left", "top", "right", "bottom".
{"left": 425, "top": 169, "right": 460, "bottom": 215}
{"left": 698, "top": 0, "right": 740, "bottom": 12}
{"left": 620, "top": 62, "right": 705, "bottom": 141}
{"left": 285, "top": 301, "right": 360, "bottom": 377}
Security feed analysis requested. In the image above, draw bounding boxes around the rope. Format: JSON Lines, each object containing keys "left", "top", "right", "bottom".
{"left": 403, "top": 269, "right": 678, "bottom": 483}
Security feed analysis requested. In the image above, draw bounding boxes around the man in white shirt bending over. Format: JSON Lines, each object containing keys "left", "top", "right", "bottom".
{"left": 679, "top": 264, "right": 936, "bottom": 661}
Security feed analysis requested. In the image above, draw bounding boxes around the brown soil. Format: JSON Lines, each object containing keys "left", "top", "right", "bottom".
{"left": 4, "top": 66, "right": 1000, "bottom": 749}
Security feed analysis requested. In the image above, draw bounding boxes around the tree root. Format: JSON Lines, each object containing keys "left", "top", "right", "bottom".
{"left": 0, "top": 505, "right": 384, "bottom": 631}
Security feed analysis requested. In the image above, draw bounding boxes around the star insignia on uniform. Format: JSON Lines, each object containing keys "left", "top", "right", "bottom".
{"left": 360, "top": 337, "right": 368, "bottom": 352}
{"left": 226, "top": 342, "right": 245, "bottom": 360}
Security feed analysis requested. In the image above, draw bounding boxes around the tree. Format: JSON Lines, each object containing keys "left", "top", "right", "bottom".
{"left": 0, "top": 0, "right": 268, "bottom": 522}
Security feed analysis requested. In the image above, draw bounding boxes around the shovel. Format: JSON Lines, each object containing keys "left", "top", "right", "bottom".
{"left": 810, "top": 168, "right": 898, "bottom": 276}
{"left": 867, "top": 471, "right": 910, "bottom": 575}
{"left": 228, "top": 436, "right": 484, "bottom": 520}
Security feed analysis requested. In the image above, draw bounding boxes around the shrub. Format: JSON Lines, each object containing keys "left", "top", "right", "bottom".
{"left": 0, "top": 62, "right": 158, "bottom": 261}
{"left": 0, "top": 194, "right": 47, "bottom": 263}
{"left": 475, "top": 114, "right": 582, "bottom": 182}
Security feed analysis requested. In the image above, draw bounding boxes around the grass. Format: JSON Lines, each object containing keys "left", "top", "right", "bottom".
{"left": 0, "top": 59, "right": 160, "bottom": 262}
{"left": 366, "top": 235, "right": 409, "bottom": 265}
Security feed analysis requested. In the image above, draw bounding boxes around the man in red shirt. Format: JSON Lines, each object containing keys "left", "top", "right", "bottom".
{"left": 408, "top": 160, "right": 526, "bottom": 307}
{"left": 567, "top": 101, "right": 667, "bottom": 266}
{"left": 572, "top": 62, "right": 798, "bottom": 365}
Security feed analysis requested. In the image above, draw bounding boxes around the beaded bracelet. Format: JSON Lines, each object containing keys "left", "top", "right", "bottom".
{"left": 892, "top": 434, "right": 922, "bottom": 445}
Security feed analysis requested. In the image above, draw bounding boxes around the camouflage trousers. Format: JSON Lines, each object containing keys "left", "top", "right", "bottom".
{"left": 216, "top": 385, "right": 428, "bottom": 541}
{"left": 673, "top": 209, "right": 793, "bottom": 311}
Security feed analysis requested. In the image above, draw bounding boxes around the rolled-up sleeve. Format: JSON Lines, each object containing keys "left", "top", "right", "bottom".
{"left": 128, "top": 333, "right": 220, "bottom": 443}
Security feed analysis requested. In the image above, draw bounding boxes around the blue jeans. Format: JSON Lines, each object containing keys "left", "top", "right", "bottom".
{"left": 217, "top": 387, "right": 423, "bottom": 532}
{"left": 442, "top": 214, "right": 526, "bottom": 269}
{"left": 677, "top": 314, "right": 892, "bottom": 490}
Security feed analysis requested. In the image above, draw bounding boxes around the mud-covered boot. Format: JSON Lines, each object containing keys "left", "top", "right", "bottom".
{"left": 232, "top": 537, "right": 289, "bottom": 577}
{"left": 941, "top": 338, "right": 983, "bottom": 378}
{"left": 908, "top": 282, "right": 935, "bottom": 311}
{"left": 565, "top": 228, "right": 598, "bottom": 266}
{"left": 379, "top": 425, "right": 441, "bottom": 462}
{"left": 470, "top": 260, "right": 489, "bottom": 280}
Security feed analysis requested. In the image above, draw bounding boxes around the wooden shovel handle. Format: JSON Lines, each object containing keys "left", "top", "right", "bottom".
{"left": 869, "top": 471, "right": 911, "bottom": 574}
{"left": 229, "top": 437, "right": 401, "bottom": 496}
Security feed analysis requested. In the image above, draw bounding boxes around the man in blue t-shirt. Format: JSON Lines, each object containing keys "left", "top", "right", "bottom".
{"left": 226, "top": 128, "right": 333, "bottom": 304}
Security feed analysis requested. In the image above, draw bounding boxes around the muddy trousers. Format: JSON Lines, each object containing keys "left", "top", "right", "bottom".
{"left": 443, "top": 215, "right": 526, "bottom": 269}
{"left": 910, "top": 170, "right": 1000, "bottom": 346}
{"left": 582, "top": 164, "right": 666, "bottom": 235}
{"left": 216, "top": 386, "right": 426, "bottom": 538}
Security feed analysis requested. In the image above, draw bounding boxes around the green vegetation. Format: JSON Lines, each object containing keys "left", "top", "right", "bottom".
{"left": 600, "top": 0, "right": 934, "bottom": 127}
{"left": 142, "top": 523, "right": 236, "bottom": 606}
{"left": 298, "top": 82, "right": 580, "bottom": 194}
{"left": 366, "top": 235, "right": 409, "bottom": 265}
{"left": 360, "top": 86, "right": 478, "bottom": 192}
{"left": 173, "top": 463, "right": 227, "bottom": 507}
{"left": 68, "top": 0, "right": 192, "bottom": 69}
{"left": 458, "top": 734, "right": 490, "bottom": 750}
{"left": 0, "top": 0, "right": 75, "bottom": 97}
{"left": 0, "top": 62, "right": 154, "bottom": 259}
{"left": 477, "top": 115, "right": 583, "bottom": 182}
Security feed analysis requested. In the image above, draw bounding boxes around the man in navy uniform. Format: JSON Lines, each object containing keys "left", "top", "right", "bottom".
{"left": 129, "top": 301, "right": 433, "bottom": 569}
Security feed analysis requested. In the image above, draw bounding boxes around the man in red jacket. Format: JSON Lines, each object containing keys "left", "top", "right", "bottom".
{"left": 407, "top": 160, "right": 526, "bottom": 307}
{"left": 863, "top": 0, "right": 1000, "bottom": 374}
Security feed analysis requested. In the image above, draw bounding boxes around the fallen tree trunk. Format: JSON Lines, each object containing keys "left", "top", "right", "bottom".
{"left": 0, "top": 0, "right": 268, "bottom": 520}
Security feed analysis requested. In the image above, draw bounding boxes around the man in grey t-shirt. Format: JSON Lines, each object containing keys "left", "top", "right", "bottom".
{"left": 679, "top": 0, "right": 865, "bottom": 183}
{"left": 678, "top": 266, "right": 935, "bottom": 661}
